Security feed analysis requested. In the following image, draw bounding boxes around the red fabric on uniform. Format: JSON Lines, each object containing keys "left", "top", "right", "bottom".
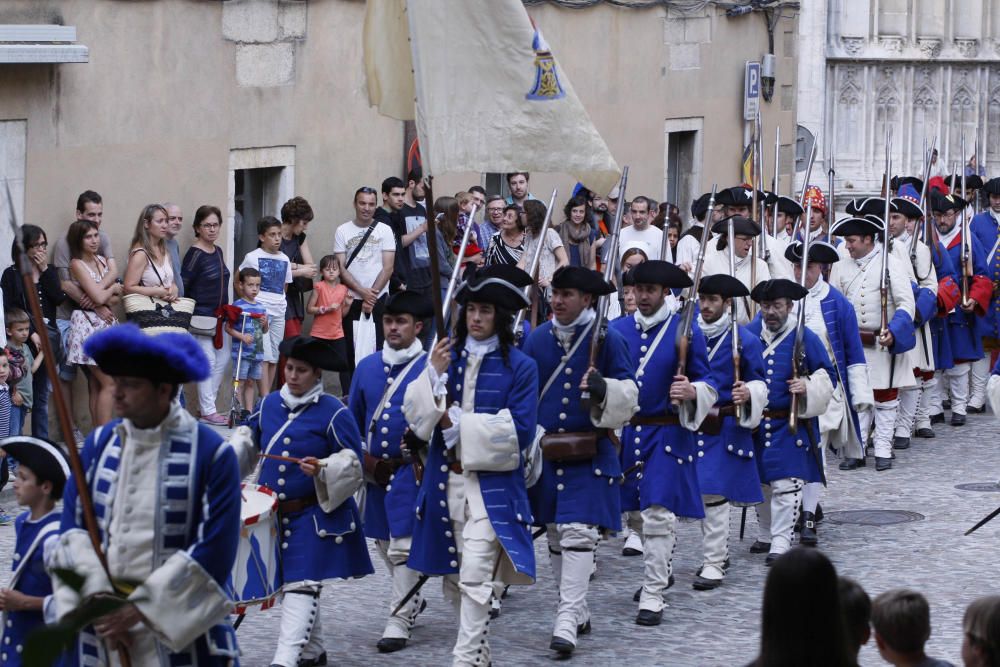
{"left": 936, "top": 276, "right": 962, "bottom": 315}
{"left": 969, "top": 275, "right": 993, "bottom": 316}
{"left": 873, "top": 388, "right": 899, "bottom": 402}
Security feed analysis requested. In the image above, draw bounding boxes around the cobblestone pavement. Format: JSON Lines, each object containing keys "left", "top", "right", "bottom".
{"left": 2, "top": 409, "right": 998, "bottom": 666}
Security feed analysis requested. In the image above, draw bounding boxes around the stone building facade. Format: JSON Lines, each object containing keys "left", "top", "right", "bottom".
{"left": 797, "top": 0, "right": 1000, "bottom": 205}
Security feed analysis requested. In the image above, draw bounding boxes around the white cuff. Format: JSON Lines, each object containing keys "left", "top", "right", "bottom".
{"left": 48, "top": 529, "right": 112, "bottom": 621}
{"left": 427, "top": 365, "right": 450, "bottom": 399}
{"left": 459, "top": 409, "right": 520, "bottom": 473}
{"left": 589, "top": 378, "right": 639, "bottom": 429}
{"left": 847, "top": 364, "right": 874, "bottom": 413}
{"left": 229, "top": 425, "right": 259, "bottom": 479}
{"left": 799, "top": 368, "right": 834, "bottom": 419}
{"left": 315, "top": 449, "right": 363, "bottom": 513}
{"left": 678, "top": 381, "right": 718, "bottom": 431}
{"left": 403, "top": 367, "right": 447, "bottom": 442}
{"left": 130, "top": 551, "right": 232, "bottom": 652}
{"left": 738, "top": 379, "right": 769, "bottom": 430}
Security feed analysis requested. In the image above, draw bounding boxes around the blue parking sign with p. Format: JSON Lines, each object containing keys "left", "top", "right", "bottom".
{"left": 744, "top": 61, "right": 760, "bottom": 120}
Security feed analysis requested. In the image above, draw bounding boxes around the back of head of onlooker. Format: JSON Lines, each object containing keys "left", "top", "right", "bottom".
{"left": 964, "top": 596, "right": 1000, "bottom": 667}
{"left": 839, "top": 577, "right": 871, "bottom": 665}
{"left": 871, "top": 589, "right": 936, "bottom": 665}
{"left": 756, "top": 548, "right": 851, "bottom": 667}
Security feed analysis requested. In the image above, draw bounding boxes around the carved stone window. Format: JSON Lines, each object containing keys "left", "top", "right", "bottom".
{"left": 874, "top": 68, "right": 901, "bottom": 159}
{"left": 911, "top": 69, "right": 939, "bottom": 173}
{"left": 837, "top": 66, "right": 864, "bottom": 157}
{"left": 949, "top": 74, "right": 977, "bottom": 167}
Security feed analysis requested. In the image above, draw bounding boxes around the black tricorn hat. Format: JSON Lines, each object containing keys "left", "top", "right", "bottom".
{"left": 697, "top": 274, "right": 749, "bottom": 298}
{"left": 456, "top": 265, "right": 533, "bottom": 310}
{"left": 279, "top": 336, "right": 347, "bottom": 371}
{"left": 631, "top": 260, "right": 693, "bottom": 289}
{"left": 384, "top": 290, "right": 434, "bottom": 319}
{"left": 551, "top": 266, "right": 615, "bottom": 296}
{"left": 784, "top": 240, "right": 841, "bottom": 265}
{"left": 711, "top": 215, "right": 761, "bottom": 237}
{"left": 750, "top": 278, "right": 808, "bottom": 303}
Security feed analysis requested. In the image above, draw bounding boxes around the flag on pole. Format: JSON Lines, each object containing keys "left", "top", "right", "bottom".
{"left": 741, "top": 140, "right": 754, "bottom": 186}
{"left": 364, "top": 0, "right": 622, "bottom": 196}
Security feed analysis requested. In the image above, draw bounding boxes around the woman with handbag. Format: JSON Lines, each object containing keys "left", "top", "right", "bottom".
{"left": 124, "top": 204, "right": 178, "bottom": 302}
{"left": 182, "top": 205, "right": 231, "bottom": 425}
{"left": 65, "top": 219, "right": 121, "bottom": 426}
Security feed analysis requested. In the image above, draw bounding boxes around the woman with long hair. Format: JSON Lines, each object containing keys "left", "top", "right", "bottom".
{"left": 1, "top": 224, "right": 65, "bottom": 439}
{"left": 518, "top": 200, "right": 568, "bottom": 321}
{"left": 750, "top": 548, "right": 852, "bottom": 667}
{"left": 558, "top": 195, "right": 596, "bottom": 269}
{"left": 66, "top": 220, "right": 122, "bottom": 426}
{"left": 486, "top": 204, "right": 526, "bottom": 267}
{"left": 181, "top": 205, "right": 231, "bottom": 424}
{"left": 124, "top": 203, "right": 178, "bottom": 301}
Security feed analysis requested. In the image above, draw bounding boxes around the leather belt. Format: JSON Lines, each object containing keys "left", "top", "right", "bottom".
{"left": 278, "top": 493, "right": 318, "bottom": 515}
{"left": 449, "top": 461, "right": 464, "bottom": 474}
{"left": 629, "top": 414, "right": 681, "bottom": 426}
{"left": 717, "top": 404, "right": 738, "bottom": 417}
{"left": 859, "top": 331, "right": 878, "bottom": 346}
{"left": 762, "top": 410, "right": 790, "bottom": 420}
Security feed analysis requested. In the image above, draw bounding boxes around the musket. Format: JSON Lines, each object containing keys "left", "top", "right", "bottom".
{"left": 974, "top": 138, "right": 981, "bottom": 215}
{"left": 791, "top": 138, "right": 819, "bottom": 240}
{"left": 961, "top": 134, "right": 972, "bottom": 308}
{"left": 433, "top": 203, "right": 478, "bottom": 345}
{"left": 674, "top": 185, "right": 717, "bottom": 406}
{"left": 581, "top": 167, "right": 629, "bottom": 408}
{"left": 827, "top": 137, "right": 836, "bottom": 235}
{"left": 727, "top": 216, "right": 743, "bottom": 422}
{"left": 879, "top": 128, "right": 892, "bottom": 343}
{"left": 513, "top": 189, "right": 558, "bottom": 341}
{"left": 424, "top": 177, "right": 447, "bottom": 341}
{"left": 909, "top": 137, "right": 937, "bottom": 263}
{"left": 749, "top": 125, "right": 760, "bottom": 309}
{"left": 965, "top": 501, "right": 1000, "bottom": 536}
{"left": 755, "top": 110, "right": 769, "bottom": 265}
{"left": 789, "top": 200, "right": 812, "bottom": 434}
{"left": 771, "top": 126, "right": 781, "bottom": 237}
{"left": 3, "top": 181, "right": 132, "bottom": 666}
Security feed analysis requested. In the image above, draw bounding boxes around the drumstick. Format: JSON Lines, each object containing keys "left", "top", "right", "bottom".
{"left": 258, "top": 453, "right": 327, "bottom": 467}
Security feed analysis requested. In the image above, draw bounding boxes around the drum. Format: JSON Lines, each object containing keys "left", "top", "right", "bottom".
{"left": 227, "top": 483, "right": 282, "bottom": 613}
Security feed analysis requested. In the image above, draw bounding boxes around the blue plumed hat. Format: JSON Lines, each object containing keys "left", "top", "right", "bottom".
{"left": 84, "top": 323, "right": 210, "bottom": 384}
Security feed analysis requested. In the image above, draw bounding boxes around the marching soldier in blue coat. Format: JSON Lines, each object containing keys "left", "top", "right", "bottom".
{"left": 233, "top": 335, "right": 374, "bottom": 667}
{"left": 608, "top": 260, "right": 716, "bottom": 623}
{"left": 786, "top": 241, "right": 872, "bottom": 544}
{"left": 523, "top": 266, "right": 637, "bottom": 656}
{"left": 687, "top": 274, "right": 767, "bottom": 591}
{"left": 930, "top": 192, "right": 993, "bottom": 426}
{"left": 402, "top": 265, "right": 539, "bottom": 667}
{"left": 50, "top": 325, "right": 242, "bottom": 665}
{"left": 348, "top": 291, "right": 433, "bottom": 653}
{"left": 0, "top": 436, "right": 68, "bottom": 667}
{"left": 968, "top": 178, "right": 1000, "bottom": 413}
{"left": 747, "top": 280, "right": 836, "bottom": 564}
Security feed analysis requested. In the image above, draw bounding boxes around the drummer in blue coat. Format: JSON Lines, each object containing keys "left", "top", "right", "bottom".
{"left": 968, "top": 178, "right": 1000, "bottom": 413}
{"left": 689, "top": 274, "right": 768, "bottom": 591}
{"left": 233, "top": 335, "right": 373, "bottom": 667}
{"left": 786, "top": 241, "right": 872, "bottom": 543}
{"left": 522, "top": 265, "right": 637, "bottom": 656}
{"left": 401, "top": 264, "right": 539, "bottom": 667}
{"left": 348, "top": 290, "right": 432, "bottom": 654}
{"left": 607, "top": 260, "right": 716, "bottom": 625}
{"left": 930, "top": 192, "right": 993, "bottom": 426}
{"left": 747, "top": 279, "right": 836, "bottom": 564}
{"left": 0, "top": 436, "right": 68, "bottom": 667}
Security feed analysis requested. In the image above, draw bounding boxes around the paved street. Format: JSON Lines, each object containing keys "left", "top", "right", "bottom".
{"left": 2, "top": 409, "right": 998, "bottom": 666}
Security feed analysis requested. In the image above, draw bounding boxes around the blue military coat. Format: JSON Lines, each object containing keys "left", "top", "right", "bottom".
{"left": 609, "top": 311, "right": 713, "bottom": 519}
{"left": 695, "top": 325, "right": 765, "bottom": 505}
{"left": 929, "top": 242, "right": 959, "bottom": 370}
{"left": 348, "top": 350, "right": 427, "bottom": 541}
{"left": 942, "top": 232, "right": 992, "bottom": 362}
{"left": 747, "top": 318, "right": 835, "bottom": 483}
{"left": 0, "top": 510, "right": 60, "bottom": 667}
{"left": 970, "top": 211, "right": 1000, "bottom": 341}
{"left": 524, "top": 319, "right": 634, "bottom": 531}
{"left": 407, "top": 346, "right": 538, "bottom": 581}
{"left": 819, "top": 286, "right": 868, "bottom": 444}
{"left": 61, "top": 418, "right": 241, "bottom": 666}
{"left": 251, "top": 392, "right": 374, "bottom": 585}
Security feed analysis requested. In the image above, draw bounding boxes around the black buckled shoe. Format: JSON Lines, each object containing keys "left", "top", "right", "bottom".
{"left": 376, "top": 638, "right": 407, "bottom": 654}
{"left": 914, "top": 427, "right": 935, "bottom": 438}
{"left": 799, "top": 511, "right": 818, "bottom": 547}
{"left": 298, "top": 653, "right": 328, "bottom": 666}
{"left": 969, "top": 404, "right": 987, "bottom": 414}
{"left": 951, "top": 413, "right": 967, "bottom": 426}
{"left": 577, "top": 620, "right": 591, "bottom": 636}
{"left": 814, "top": 504, "right": 824, "bottom": 523}
{"left": 943, "top": 399, "right": 952, "bottom": 410}
{"left": 839, "top": 457, "right": 865, "bottom": 470}
{"left": 893, "top": 436, "right": 910, "bottom": 450}
{"left": 550, "top": 636, "right": 575, "bottom": 655}
{"left": 930, "top": 412, "right": 945, "bottom": 424}
{"left": 633, "top": 575, "right": 673, "bottom": 602}
{"left": 692, "top": 566, "right": 724, "bottom": 591}
{"left": 749, "top": 540, "right": 771, "bottom": 554}
{"left": 875, "top": 456, "right": 892, "bottom": 471}
{"left": 635, "top": 609, "right": 662, "bottom": 626}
